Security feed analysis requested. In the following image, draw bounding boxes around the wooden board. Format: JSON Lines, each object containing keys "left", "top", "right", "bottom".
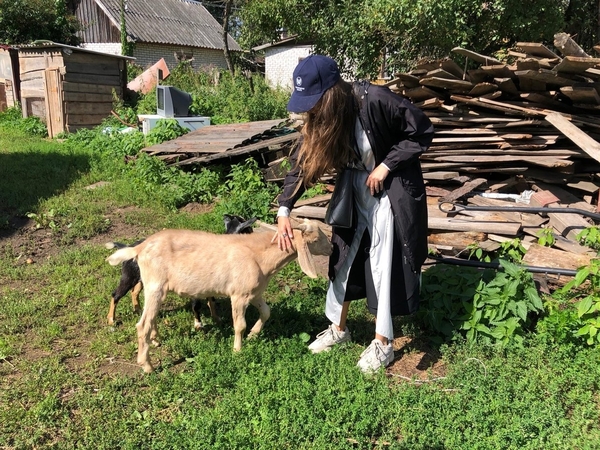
{"left": 468, "top": 82, "right": 498, "bottom": 96}
{"left": 545, "top": 112, "right": 600, "bottom": 163}
{"left": 451, "top": 47, "right": 502, "bottom": 65}
{"left": 559, "top": 86, "right": 600, "bottom": 105}
{"left": 420, "top": 77, "right": 474, "bottom": 91}
{"left": 553, "top": 56, "right": 600, "bottom": 74}
{"left": 402, "top": 86, "right": 441, "bottom": 102}
{"left": 515, "top": 69, "right": 576, "bottom": 87}
{"left": 515, "top": 42, "right": 561, "bottom": 59}
{"left": 63, "top": 72, "right": 120, "bottom": 86}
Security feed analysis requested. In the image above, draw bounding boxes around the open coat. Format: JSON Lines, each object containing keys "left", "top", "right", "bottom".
{"left": 279, "top": 81, "right": 434, "bottom": 315}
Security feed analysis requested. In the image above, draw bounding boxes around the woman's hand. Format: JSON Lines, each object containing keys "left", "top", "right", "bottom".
{"left": 272, "top": 216, "right": 294, "bottom": 251}
{"left": 366, "top": 164, "right": 390, "bottom": 196}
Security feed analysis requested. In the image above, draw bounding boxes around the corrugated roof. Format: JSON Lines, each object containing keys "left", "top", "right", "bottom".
{"left": 96, "top": 0, "right": 241, "bottom": 51}
{"left": 16, "top": 41, "right": 136, "bottom": 59}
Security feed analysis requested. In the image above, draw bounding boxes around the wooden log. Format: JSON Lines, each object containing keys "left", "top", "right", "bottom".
{"left": 553, "top": 33, "right": 591, "bottom": 58}
{"left": 522, "top": 243, "right": 591, "bottom": 271}
{"left": 428, "top": 231, "right": 487, "bottom": 251}
{"left": 428, "top": 217, "right": 521, "bottom": 235}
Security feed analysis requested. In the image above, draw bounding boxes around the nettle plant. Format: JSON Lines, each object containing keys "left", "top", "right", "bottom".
{"left": 420, "top": 259, "right": 543, "bottom": 346}
{"left": 554, "top": 259, "right": 600, "bottom": 345}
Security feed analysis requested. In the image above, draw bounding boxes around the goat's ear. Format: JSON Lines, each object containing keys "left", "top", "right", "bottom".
{"left": 294, "top": 230, "right": 318, "bottom": 279}
{"left": 291, "top": 217, "right": 313, "bottom": 233}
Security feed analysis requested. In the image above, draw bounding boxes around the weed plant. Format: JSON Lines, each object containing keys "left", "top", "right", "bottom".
{"left": 1, "top": 107, "right": 600, "bottom": 448}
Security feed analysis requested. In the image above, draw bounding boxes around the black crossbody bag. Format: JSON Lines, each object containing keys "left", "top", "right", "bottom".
{"left": 325, "top": 154, "right": 366, "bottom": 229}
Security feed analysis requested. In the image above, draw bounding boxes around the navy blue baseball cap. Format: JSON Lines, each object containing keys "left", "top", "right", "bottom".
{"left": 287, "top": 55, "right": 341, "bottom": 113}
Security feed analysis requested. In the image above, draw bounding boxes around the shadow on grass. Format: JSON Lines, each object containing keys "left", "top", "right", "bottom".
{"left": 0, "top": 151, "right": 91, "bottom": 237}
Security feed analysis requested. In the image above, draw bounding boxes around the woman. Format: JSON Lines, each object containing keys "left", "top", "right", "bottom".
{"left": 275, "top": 55, "right": 434, "bottom": 373}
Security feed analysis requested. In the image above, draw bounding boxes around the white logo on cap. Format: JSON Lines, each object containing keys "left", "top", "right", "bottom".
{"left": 296, "top": 77, "right": 302, "bottom": 86}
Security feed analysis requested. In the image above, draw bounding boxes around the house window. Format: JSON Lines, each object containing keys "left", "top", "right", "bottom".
{"left": 175, "top": 50, "right": 194, "bottom": 63}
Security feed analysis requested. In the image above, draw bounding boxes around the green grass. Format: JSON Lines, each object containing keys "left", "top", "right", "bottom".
{"left": 1, "top": 125, "right": 600, "bottom": 449}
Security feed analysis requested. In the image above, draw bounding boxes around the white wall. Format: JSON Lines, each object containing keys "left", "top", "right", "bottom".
{"left": 264, "top": 45, "right": 312, "bottom": 90}
{"left": 81, "top": 42, "right": 228, "bottom": 71}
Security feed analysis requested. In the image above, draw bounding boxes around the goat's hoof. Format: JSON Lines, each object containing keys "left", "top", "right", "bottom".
{"left": 247, "top": 331, "right": 259, "bottom": 340}
{"left": 193, "top": 320, "right": 204, "bottom": 331}
{"left": 142, "top": 364, "right": 154, "bottom": 374}
{"left": 151, "top": 339, "right": 161, "bottom": 347}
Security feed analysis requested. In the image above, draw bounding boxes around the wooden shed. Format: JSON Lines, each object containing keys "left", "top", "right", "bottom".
{"left": 0, "top": 45, "right": 20, "bottom": 112}
{"left": 17, "top": 42, "right": 134, "bottom": 137}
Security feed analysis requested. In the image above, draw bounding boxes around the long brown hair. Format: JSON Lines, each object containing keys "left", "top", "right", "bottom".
{"left": 297, "top": 79, "right": 357, "bottom": 186}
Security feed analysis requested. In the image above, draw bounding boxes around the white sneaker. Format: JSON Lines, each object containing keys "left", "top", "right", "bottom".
{"left": 357, "top": 339, "right": 394, "bottom": 373}
{"left": 308, "top": 324, "right": 351, "bottom": 353}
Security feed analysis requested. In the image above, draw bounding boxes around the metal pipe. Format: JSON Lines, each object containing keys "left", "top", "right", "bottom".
{"left": 425, "top": 256, "right": 578, "bottom": 276}
{"left": 439, "top": 201, "right": 600, "bottom": 222}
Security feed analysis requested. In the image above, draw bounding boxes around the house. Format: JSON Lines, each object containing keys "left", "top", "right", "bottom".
{"left": 252, "top": 36, "right": 313, "bottom": 90}
{"left": 18, "top": 42, "right": 133, "bottom": 137}
{"left": 0, "top": 45, "right": 20, "bottom": 111}
{"left": 73, "top": 0, "right": 241, "bottom": 70}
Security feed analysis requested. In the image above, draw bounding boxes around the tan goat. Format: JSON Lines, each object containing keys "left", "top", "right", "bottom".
{"left": 106, "top": 218, "right": 332, "bottom": 373}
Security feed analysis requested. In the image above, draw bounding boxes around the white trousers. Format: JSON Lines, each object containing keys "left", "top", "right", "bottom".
{"left": 325, "top": 169, "right": 395, "bottom": 341}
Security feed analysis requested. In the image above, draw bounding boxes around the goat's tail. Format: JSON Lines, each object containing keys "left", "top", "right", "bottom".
{"left": 104, "top": 242, "right": 128, "bottom": 250}
{"left": 106, "top": 247, "right": 138, "bottom": 266}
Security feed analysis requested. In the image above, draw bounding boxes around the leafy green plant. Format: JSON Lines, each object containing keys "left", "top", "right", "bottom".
{"left": 215, "top": 158, "right": 279, "bottom": 221}
{"left": 556, "top": 259, "right": 600, "bottom": 346}
{"left": 465, "top": 242, "right": 492, "bottom": 262}
{"left": 26, "top": 210, "right": 59, "bottom": 231}
{"left": 496, "top": 238, "right": 526, "bottom": 263}
{"left": 146, "top": 119, "right": 189, "bottom": 146}
{"left": 420, "top": 259, "right": 543, "bottom": 346}
{"left": 537, "top": 226, "right": 556, "bottom": 247}
{"left": 577, "top": 226, "right": 600, "bottom": 253}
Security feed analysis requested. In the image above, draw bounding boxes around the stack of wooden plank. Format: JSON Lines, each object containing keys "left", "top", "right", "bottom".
{"left": 291, "top": 37, "right": 600, "bottom": 276}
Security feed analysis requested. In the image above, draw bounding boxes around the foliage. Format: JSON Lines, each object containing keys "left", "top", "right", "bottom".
{"left": 577, "top": 226, "right": 600, "bottom": 253}
{"left": 214, "top": 158, "right": 280, "bottom": 221}
{"left": 240, "top": 0, "right": 574, "bottom": 77}
{"left": 465, "top": 238, "right": 526, "bottom": 264}
{"left": 557, "top": 259, "right": 600, "bottom": 346}
{"left": 2, "top": 124, "right": 600, "bottom": 449}
{"left": 0, "top": 106, "right": 47, "bottom": 137}
{"left": 420, "top": 260, "right": 543, "bottom": 346}
{"left": 0, "top": 0, "right": 80, "bottom": 45}
{"left": 119, "top": 0, "right": 134, "bottom": 56}
{"left": 537, "top": 226, "right": 556, "bottom": 247}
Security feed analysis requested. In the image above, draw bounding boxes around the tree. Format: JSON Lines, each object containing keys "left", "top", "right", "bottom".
{"left": 240, "top": 0, "right": 575, "bottom": 78}
{"left": 0, "top": 0, "right": 80, "bottom": 45}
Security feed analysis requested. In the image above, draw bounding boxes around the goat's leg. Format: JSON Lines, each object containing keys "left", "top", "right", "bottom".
{"left": 136, "top": 285, "right": 165, "bottom": 373}
{"left": 248, "top": 296, "right": 270, "bottom": 338}
{"left": 192, "top": 298, "right": 221, "bottom": 330}
{"left": 231, "top": 295, "right": 249, "bottom": 352}
{"left": 192, "top": 299, "right": 203, "bottom": 330}
{"left": 131, "top": 281, "right": 143, "bottom": 314}
{"left": 107, "top": 296, "right": 118, "bottom": 325}
{"left": 207, "top": 298, "right": 221, "bottom": 324}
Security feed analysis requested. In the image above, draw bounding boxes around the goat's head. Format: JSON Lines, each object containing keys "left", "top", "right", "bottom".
{"left": 291, "top": 218, "right": 333, "bottom": 278}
